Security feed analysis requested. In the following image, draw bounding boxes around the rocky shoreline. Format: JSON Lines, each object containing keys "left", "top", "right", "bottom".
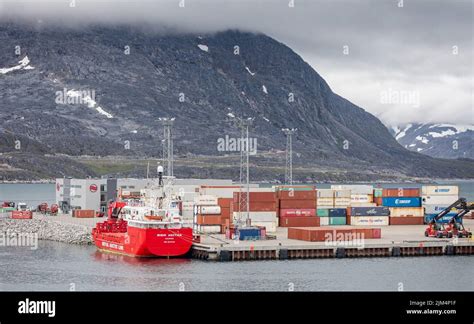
{"left": 0, "top": 214, "right": 92, "bottom": 245}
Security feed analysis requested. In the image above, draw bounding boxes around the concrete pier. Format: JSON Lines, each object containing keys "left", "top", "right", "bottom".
{"left": 191, "top": 219, "right": 474, "bottom": 261}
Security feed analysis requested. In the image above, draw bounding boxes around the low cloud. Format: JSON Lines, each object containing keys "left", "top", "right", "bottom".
{"left": 1, "top": 0, "right": 471, "bottom": 126}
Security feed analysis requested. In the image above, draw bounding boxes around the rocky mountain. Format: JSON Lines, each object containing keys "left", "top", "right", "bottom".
{"left": 0, "top": 23, "right": 473, "bottom": 180}
{"left": 390, "top": 124, "right": 473, "bottom": 159}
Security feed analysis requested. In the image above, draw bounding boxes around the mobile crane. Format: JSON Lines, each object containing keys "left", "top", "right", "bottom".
{"left": 424, "top": 198, "right": 472, "bottom": 238}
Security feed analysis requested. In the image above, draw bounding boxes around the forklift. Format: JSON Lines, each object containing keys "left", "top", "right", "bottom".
{"left": 425, "top": 198, "right": 472, "bottom": 238}
{"left": 444, "top": 203, "right": 473, "bottom": 238}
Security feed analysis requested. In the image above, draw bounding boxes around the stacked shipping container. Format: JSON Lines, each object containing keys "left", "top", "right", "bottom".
{"left": 232, "top": 189, "right": 279, "bottom": 232}
{"left": 422, "top": 185, "right": 460, "bottom": 224}
{"left": 380, "top": 188, "right": 424, "bottom": 225}
{"left": 277, "top": 186, "right": 319, "bottom": 228}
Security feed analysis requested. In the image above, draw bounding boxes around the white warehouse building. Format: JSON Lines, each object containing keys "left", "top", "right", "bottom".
{"left": 55, "top": 177, "right": 233, "bottom": 213}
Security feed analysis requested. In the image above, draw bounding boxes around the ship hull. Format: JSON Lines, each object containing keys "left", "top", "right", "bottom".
{"left": 93, "top": 225, "right": 193, "bottom": 257}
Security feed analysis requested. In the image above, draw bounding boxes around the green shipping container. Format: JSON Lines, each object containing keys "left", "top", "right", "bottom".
{"left": 317, "top": 208, "right": 330, "bottom": 217}
{"left": 373, "top": 188, "right": 383, "bottom": 198}
{"left": 329, "top": 217, "right": 346, "bottom": 225}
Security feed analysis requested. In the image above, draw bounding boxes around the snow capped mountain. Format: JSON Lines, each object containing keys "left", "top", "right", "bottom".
{"left": 390, "top": 123, "right": 474, "bottom": 159}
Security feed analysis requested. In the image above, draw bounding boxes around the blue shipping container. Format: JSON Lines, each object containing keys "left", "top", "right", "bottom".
{"left": 349, "top": 207, "right": 390, "bottom": 216}
{"left": 424, "top": 213, "right": 462, "bottom": 224}
{"left": 237, "top": 227, "right": 261, "bottom": 240}
{"left": 382, "top": 197, "right": 421, "bottom": 207}
{"left": 328, "top": 208, "right": 346, "bottom": 217}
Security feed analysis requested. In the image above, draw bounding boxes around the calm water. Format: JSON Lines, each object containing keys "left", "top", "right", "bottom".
{"left": 0, "top": 241, "right": 473, "bottom": 291}
{"left": 0, "top": 181, "right": 473, "bottom": 291}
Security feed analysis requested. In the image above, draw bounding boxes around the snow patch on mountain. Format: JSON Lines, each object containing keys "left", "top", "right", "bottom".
{"left": 197, "top": 44, "right": 209, "bottom": 52}
{"left": 391, "top": 123, "right": 474, "bottom": 159}
{"left": 0, "top": 56, "right": 35, "bottom": 74}
{"left": 66, "top": 90, "right": 113, "bottom": 119}
{"left": 395, "top": 124, "right": 412, "bottom": 140}
{"left": 245, "top": 66, "right": 255, "bottom": 76}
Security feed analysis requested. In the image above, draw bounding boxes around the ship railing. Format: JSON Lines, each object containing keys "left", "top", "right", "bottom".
{"left": 127, "top": 220, "right": 183, "bottom": 229}
{"left": 95, "top": 221, "right": 128, "bottom": 233}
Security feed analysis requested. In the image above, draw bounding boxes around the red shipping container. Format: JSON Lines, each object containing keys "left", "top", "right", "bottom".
{"left": 220, "top": 207, "right": 231, "bottom": 218}
{"left": 280, "top": 209, "right": 316, "bottom": 217}
{"left": 197, "top": 215, "right": 222, "bottom": 225}
{"left": 11, "top": 211, "right": 33, "bottom": 219}
{"left": 278, "top": 190, "right": 317, "bottom": 200}
{"left": 374, "top": 197, "right": 383, "bottom": 206}
{"left": 233, "top": 192, "right": 277, "bottom": 203}
{"left": 382, "top": 188, "right": 420, "bottom": 197}
{"left": 279, "top": 216, "right": 320, "bottom": 227}
{"left": 218, "top": 198, "right": 232, "bottom": 208}
{"left": 74, "top": 210, "right": 95, "bottom": 218}
{"left": 288, "top": 227, "right": 382, "bottom": 241}
{"left": 389, "top": 216, "right": 424, "bottom": 225}
{"left": 280, "top": 199, "right": 316, "bottom": 209}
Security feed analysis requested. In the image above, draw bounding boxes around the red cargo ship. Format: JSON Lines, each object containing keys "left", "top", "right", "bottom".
{"left": 93, "top": 193, "right": 194, "bottom": 257}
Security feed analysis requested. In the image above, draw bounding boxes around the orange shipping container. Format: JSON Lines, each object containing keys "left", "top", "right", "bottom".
{"left": 220, "top": 207, "right": 231, "bottom": 218}
{"left": 196, "top": 215, "right": 222, "bottom": 225}
{"left": 278, "top": 190, "right": 317, "bottom": 200}
{"left": 280, "top": 199, "right": 316, "bottom": 209}
{"left": 74, "top": 210, "right": 95, "bottom": 218}
{"left": 218, "top": 198, "right": 232, "bottom": 208}
{"left": 382, "top": 188, "right": 420, "bottom": 197}
{"left": 279, "top": 216, "right": 320, "bottom": 227}
{"left": 389, "top": 216, "right": 424, "bottom": 225}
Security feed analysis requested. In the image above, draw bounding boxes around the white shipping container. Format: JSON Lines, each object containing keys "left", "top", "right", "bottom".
{"left": 350, "top": 202, "right": 377, "bottom": 207}
{"left": 424, "top": 205, "right": 452, "bottom": 214}
{"left": 422, "top": 195, "right": 459, "bottom": 206}
{"left": 181, "top": 210, "right": 194, "bottom": 219}
{"left": 317, "top": 197, "right": 334, "bottom": 205}
{"left": 332, "top": 185, "right": 373, "bottom": 194}
{"left": 199, "top": 206, "right": 221, "bottom": 215}
{"left": 334, "top": 189, "right": 351, "bottom": 198}
{"left": 200, "top": 187, "right": 240, "bottom": 198}
{"left": 317, "top": 189, "right": 334, "bottom": 198}
{"left": 195, "top": 225, "right": 221, "bottom": 234}
{"left": 389, "top": 207, "right": 424, "bottom": 217}
{"left": 194, "top": 195, "right": 218, "bottom": 206}
{"left": 422, "top": 185, "right": 459, "bottom": 196}
{"left": 334, "top": 198, "right": 351, "bottom": 207}
{"left": 182, "top": 201, "right": 194, "bottom": 208}
{"left": 351, "top": 216, "right": 389, "bottom": 226}
{"left": 251, "top": 221, "right": 277, "bottom": 233}
{"left": 350, "top": 194, "right": 373, "bottom": 203}
{"left": 319, "top": 217, "right": 329, "bottom": 226}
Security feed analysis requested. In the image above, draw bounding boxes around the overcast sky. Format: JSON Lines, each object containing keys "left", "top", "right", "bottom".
{"left": 0, "top": 0, "right": 472, "bottom": 126}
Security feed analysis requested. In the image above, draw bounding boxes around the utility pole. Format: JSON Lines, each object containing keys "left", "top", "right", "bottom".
{"left": 235, "top": 117, "right": 254, "bottom": 227}
{"left": 159, "top": 117, "right": 175, "bottom": 177}
{"left": 282, "top": 128, "right": 297, "bottom": 185}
